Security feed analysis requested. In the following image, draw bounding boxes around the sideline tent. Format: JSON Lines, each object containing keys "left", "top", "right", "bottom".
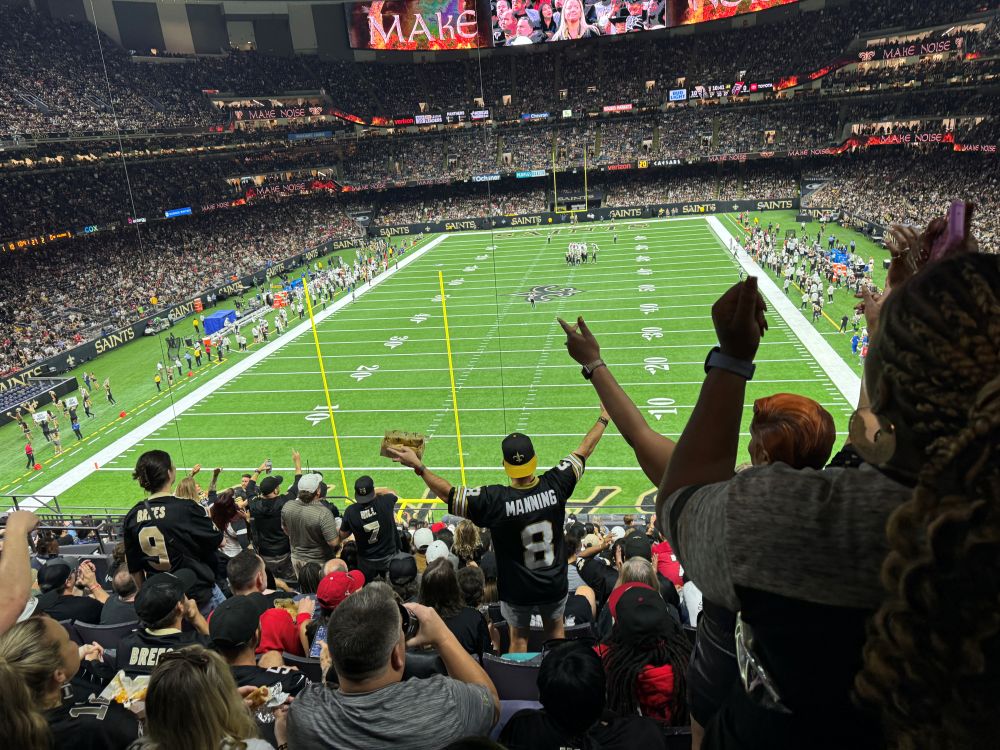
{"left": 203, "top": 309, "right": 235, "bottom": 335}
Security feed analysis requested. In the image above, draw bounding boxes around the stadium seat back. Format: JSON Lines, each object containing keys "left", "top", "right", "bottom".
{"left": 481, "top": 654, "right": 540, "bottom": 701}
{"left": 74, "top": 620, "right": 139, "bottom": 650}
{"left": 403, "top": 649, "right": 447, "bottom": 680}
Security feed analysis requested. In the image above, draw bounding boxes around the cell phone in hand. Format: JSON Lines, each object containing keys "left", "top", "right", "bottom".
{"left": 265, "top": 458, "right": 272, "bottom": 474}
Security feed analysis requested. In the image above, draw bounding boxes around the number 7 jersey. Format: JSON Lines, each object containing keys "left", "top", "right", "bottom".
{"left": 449, "top": 454, "right": 585, "bottom": 606}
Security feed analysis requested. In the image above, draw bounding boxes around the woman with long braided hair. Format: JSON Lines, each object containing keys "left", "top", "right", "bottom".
{"left": 852, "top": 251, "right": 1000, "bottom": 749}
{"left": 643, "top": 212, "right": 994, "bottom": 748}
{"left": 598, "top": 583, "right": 691, "bottom": 724}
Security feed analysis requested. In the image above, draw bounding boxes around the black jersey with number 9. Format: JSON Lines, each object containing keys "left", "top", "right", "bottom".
{"left": 449, "top": 454, "right": 585, "bottom": 606}
{"left": 123, "top": 495, "right": 224, "bottom": 606}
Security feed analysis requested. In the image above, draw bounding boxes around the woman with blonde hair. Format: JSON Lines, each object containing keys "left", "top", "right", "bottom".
{"left": 137, "top": 645, "right": 283, "bottom": 750}
{"left": 0, "top": 616, "right": 138, "bottom": 750}
{"left": 550, "top": 0, "right": 607, "bottom": 40}
{"left": 452, "top": 519, "right": 483, "bottom": 567}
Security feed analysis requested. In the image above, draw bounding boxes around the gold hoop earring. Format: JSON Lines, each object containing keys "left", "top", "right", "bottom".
{"left": 849, "top": 408, "right": 897, "bottom": 466}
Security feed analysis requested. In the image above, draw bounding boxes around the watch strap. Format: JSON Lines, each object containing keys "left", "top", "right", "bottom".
{"left": 582, "top": 359, "right": 606, "bottom": 380}
{"left": 704, "top": 347, "right": 755, "bottom": 380}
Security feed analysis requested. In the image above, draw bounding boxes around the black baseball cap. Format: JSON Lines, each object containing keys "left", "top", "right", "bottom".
{"left": 614, "top": 585, "right": 673, "bottom": 642}
{"left": 259, "top": 475, "right": 283, "bottom": 495}
{"left": 388, "top": 552, "right": 418, "bottom": 585}
{"left": 623, "top": 533, "right": 653, "bottom": 561}
{"left": 209, "top": 594, "right": 267, "bottom": 649}
{"left": 355, "top": 475, "right": 375, "bottom": 503}
{"left": 135, "top": 569, "right": 197, "bottom": 624}
{"left": 502, "top": 433, "right": 537, "bottom": 479}
{"left": 479, "top": 551, "right": 498, "bottom": 580}
{"left": 38, "top": 557, "right": 74, "bottom": 593}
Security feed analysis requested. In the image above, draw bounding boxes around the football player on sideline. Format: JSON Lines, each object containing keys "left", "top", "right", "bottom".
{"left": 387, "top": 411, "right": 610, "bottom": 652}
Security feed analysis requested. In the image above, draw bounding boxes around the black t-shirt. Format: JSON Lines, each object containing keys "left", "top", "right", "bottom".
{"left": 47, "top": 684, "right": 140, "bottom": 750}
{"left": 249, "top": 494, "right": 293, "bottom": 557}
{"left": 443, "top": 607, "right": 492, "bottom": 656}
{"left": 115, "top": 628, "right": 209, "bottom": 676}
{"left": 449, "top": 454, "right": 585, "bottom": 606}
{"left": 231, "top": 664, "right": 309, "bottom": 695}
{"left": 575, "top": 555, "right": 617, "bottom": 608}
{"left": 500, "top": 708, "right": 667, "bottom": 750}
{"left": 100, "top": 596, "right": 137, "bottom": 625}
{"left": 340, "top": 493, "right": 399, "bottom": 562}
{"left": 123, "top": 496, "right": 223, "bottom": 606}
{"left": 37, "top": 593, "right": 104, "bottom": 624}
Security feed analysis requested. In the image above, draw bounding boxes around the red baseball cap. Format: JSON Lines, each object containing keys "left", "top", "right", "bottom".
{"left": 317, "top": 570, "right": 365, "bottom": 611}
{"left": 431, "top": 522, "right": 447, "bottom": 534}
{"left": 607, "top": 582, "right": 655, "bottom": 621}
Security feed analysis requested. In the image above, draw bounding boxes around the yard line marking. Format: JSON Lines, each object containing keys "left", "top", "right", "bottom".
{"left": 13, "top": 235, "right": 451, "bottom": 508}
{"left": 706, "top": 216, "right": 860, "bottom": 403}
{"left": 139, "top": 431, "right": 848, "bottom": 441}
{"left": 215, "top": 378, "right": 823, "bottom": 394}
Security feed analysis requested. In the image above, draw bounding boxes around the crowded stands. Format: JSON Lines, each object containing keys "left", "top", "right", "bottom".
{"left": 0, "top": 0, "right": 999, "bottom": 744}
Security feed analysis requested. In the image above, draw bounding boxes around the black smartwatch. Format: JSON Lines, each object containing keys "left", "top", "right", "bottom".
{"left": 704, "top": 347, "right": 755, "bottom": 380}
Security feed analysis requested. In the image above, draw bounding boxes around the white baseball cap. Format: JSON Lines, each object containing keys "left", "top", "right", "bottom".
{"left": 425, "top": 539, "right": 451, "bottom": 565}
{"left": 298, "top": 473, "right": 323, "bottom": 495}
{"left": 413, "top": 527, "right": 434, "bottom": 551}
{"left": 610, "top": 526, "right": 626, "bottom": 540}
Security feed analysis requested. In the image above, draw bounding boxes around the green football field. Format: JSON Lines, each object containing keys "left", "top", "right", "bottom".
{"left": 2, "top": 211, "right": 890, "bottom": 515}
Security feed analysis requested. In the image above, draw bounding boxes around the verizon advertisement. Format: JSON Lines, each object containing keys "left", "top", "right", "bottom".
{"left": 345, "top": 0, "right": 487, "bottom": 50}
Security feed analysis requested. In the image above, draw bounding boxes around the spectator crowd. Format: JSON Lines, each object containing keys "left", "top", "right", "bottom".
{"left": 0, "top": 214, "right": 996, "bottom": 749}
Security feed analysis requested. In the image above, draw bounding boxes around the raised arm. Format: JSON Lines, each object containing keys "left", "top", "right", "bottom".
{"left": 657, "top": 278, "right": 766, "bottom": 507}
{"left": 0, "top": 511, "right": 38, "bottom": 634}
{"left": 559, "top": 316, "right": 674, "bottom": 483}
{"left": 574, "top": 407, "right": 609, "bottom": 460}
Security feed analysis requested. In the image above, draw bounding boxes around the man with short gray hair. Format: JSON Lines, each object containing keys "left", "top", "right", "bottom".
{"left": 287, "top": 582, "right": 498, "bottom": 748}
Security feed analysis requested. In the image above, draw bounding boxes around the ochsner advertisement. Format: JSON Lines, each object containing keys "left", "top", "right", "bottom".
{"left": 345, "top": 0, "right": 487, "bottom": 50}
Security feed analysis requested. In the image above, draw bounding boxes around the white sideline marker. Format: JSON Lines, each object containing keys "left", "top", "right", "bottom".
{"left": 13, "top": 235, "right": 451, "bottom": 509}
{"left": 705, "top": 216, "right": 860, "bottom": 403}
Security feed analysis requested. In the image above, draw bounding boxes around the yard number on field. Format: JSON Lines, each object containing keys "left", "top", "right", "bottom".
{"left": 411, "top": 313, "right": 430, "bottom": 324}
{"left": 306, "top": 404, "right": 340, "bottom": 426}
{"left": 637, "top": 268, "right": 653, "bottom": 276}
{"left": 646, "top": 398, "right": 678, "bottom": 421}
{"left": 351, "top": 365, "right": 379, "bottom": 382}
{"left": 638, "top": 284, "right": 656, "bottom": 292}
{"left": 384, "top": 336, "right": 408, "bottom": 349}
{"left": 639, "top": 303, "right": 659, "bottom": 316}
{"left": 641, "top": 327, "right": 663, "bottom": 341}
{"left": 636, "top": 255, "right": 651, "bottom": 262}
{"left": 643, "top": 357, "right": 670, "bottom": 375}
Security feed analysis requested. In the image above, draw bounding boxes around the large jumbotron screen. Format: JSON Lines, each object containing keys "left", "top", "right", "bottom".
{"left": 344, "top": 0, "right": 798, "bottom": 49}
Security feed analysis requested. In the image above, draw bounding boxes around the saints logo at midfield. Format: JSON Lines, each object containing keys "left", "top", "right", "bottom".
{"left": 514, "top": 285, "right": 584, "bottom": 303}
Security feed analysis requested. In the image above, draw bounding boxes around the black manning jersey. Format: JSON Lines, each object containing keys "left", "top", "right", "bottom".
{"left": 341, "top": 492, "right": 400, "bottom": 562}
{"left": 47, "top": 684, "right": 140, "bottom": 750}
{"left": 449, "top": 454, "right": 585, "bottom": 606}
{"left": 123, "top": 495, "right": 223, "bottom": 605}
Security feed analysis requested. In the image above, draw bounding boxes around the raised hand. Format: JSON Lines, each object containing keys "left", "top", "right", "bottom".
{"left": 558, "top": 316, "right": 601, "bottom": 365}
{"left": 711, "top": 277, "right": 767, "bottom": 362}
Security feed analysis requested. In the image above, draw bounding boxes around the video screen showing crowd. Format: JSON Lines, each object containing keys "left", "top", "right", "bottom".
{"left": 492, "top": 0, "right": 666, "bottom": 44}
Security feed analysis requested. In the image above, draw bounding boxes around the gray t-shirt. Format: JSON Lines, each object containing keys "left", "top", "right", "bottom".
{"left": 287, "top": 675, "right": 494, "bottom": 750}
{"left": 661, "top": 462, "right": 911, "bottom": 612}
{"left": 281, "top": 498, "right": 339, "bottom": 565}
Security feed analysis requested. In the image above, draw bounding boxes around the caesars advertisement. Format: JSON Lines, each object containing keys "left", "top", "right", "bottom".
{"left": 344, "top": 0, "right": 797, "bottom": 50}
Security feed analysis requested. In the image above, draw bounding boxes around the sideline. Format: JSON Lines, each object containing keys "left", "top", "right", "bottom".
{"left": 16, "top": 235, "right": 451, "bottom": 509}
{"left": 705, "top": 216, "right": 861, "bottom": 403}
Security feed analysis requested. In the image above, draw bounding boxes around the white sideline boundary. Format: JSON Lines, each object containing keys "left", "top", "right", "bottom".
{"left": 15, "top": 235, "right": 451, "bottom": 508}
{"left": 705, "top": 216, "right": 860, "bottom": 403}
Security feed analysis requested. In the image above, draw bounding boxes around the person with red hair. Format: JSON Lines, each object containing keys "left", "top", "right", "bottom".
{"left": 748, "top": 393, "right": 836, "bottom": 470}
